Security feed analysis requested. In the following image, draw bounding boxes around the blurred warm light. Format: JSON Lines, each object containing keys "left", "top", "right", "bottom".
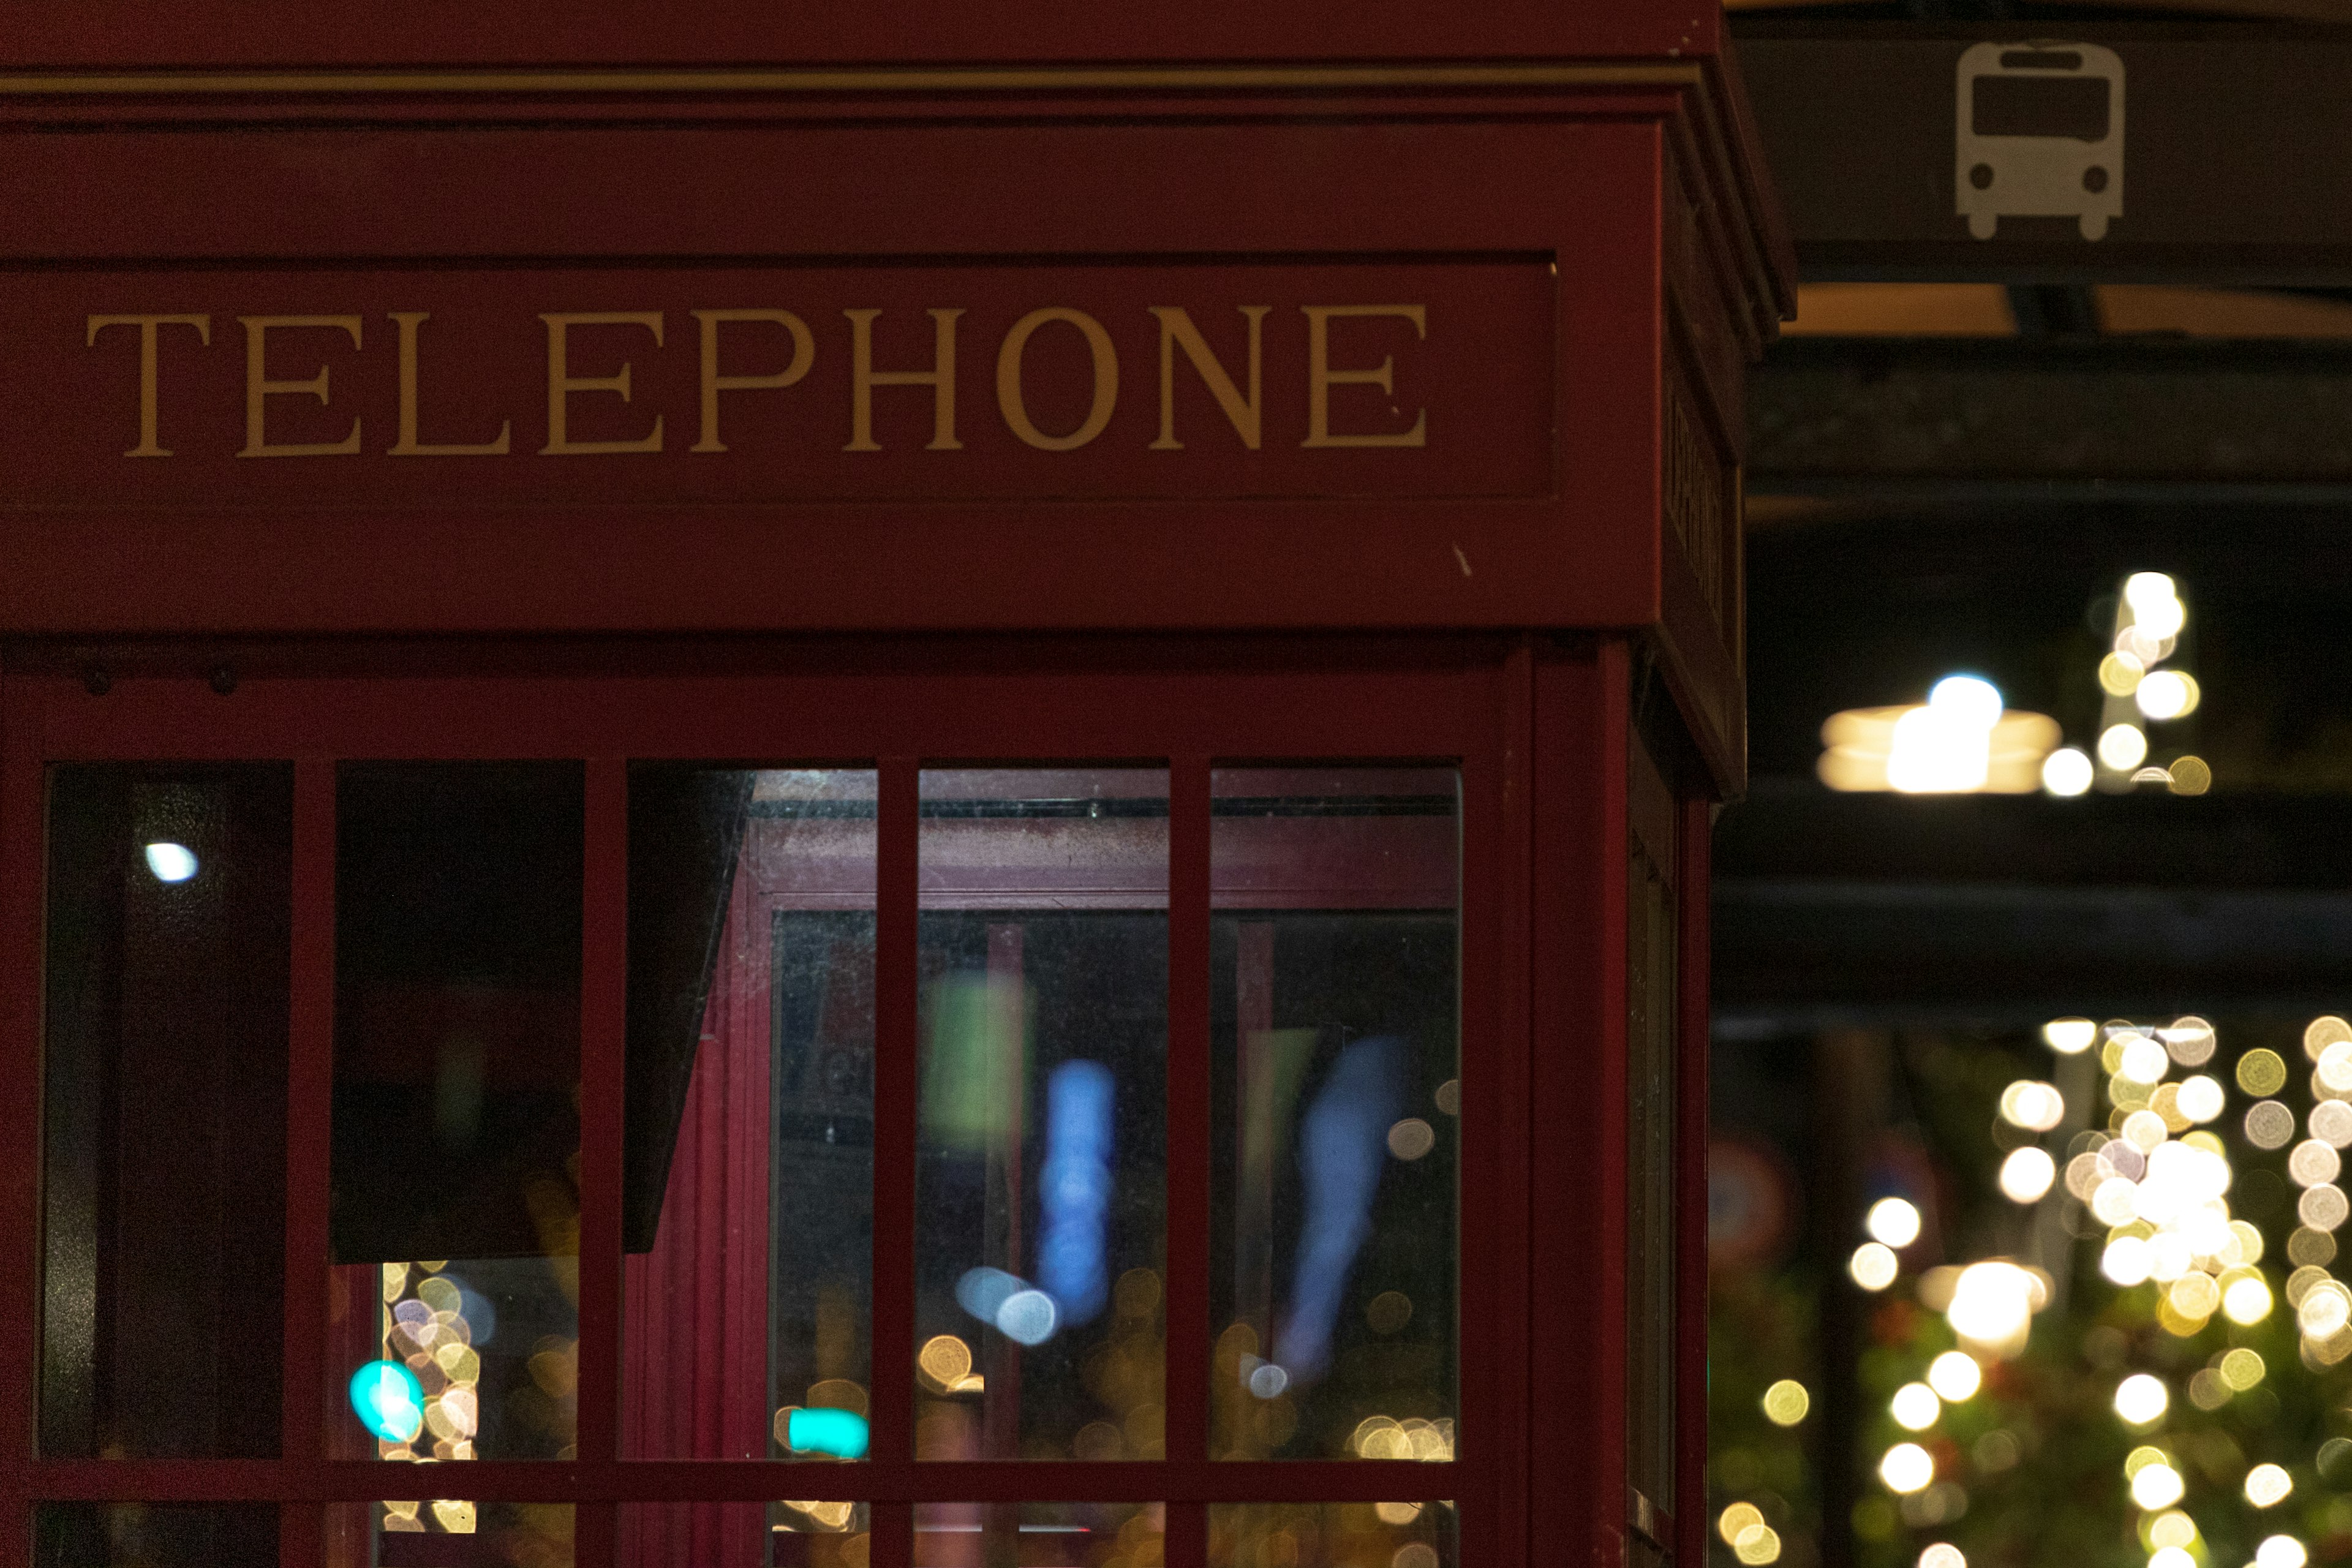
{"left": 2041, "top": 747, "right": 2094, "bottom": 796}
{"left": 2098, "top": 652, "right": 2144, "bottom": 696}
{"left": 2114, "top": 1373, "right": 2169, "bottom": 1425}
{"left": 2043, "top": 1018, "right": 2097, "bottom": 1054}
{"left": 2149, "top": 1512, "right": 2197, "bottom": 1550}
{"left": 2247, "top": 1463, "right": 2294, "bottom": 1507}
{"left": 2224, "top": 1274, "right": 2275, "bottom": 1325}
{"left": 1999, "top": 1147, "right": 2056, "bottom": 1203}
{"left": 2240, "top": 1049, "right": 2290, "bottom": 1096}
{"left": 2168, "top": 756, "right": 2212, "bottom": 796}
{"left": 2221, "top": 1348, "right": 2266, "bottom": 1389}
{"left": 2147, "top": 1548, "right": 2193, "bottom": 1568}
{"left": 2176, "top": 1076, "right": 2225, "bottom": 1123}
{"left": 2258, "top": 1537, "right": 2308, "bottom": 1568}
{"left": 1868, "top": 1197, "right": 1923, "bottom": 1247}
{"left": 1999, "top": 1080, "right": 2065, "bottom": 1131}
{"left": 1850, "top": 1242, "right": 1899, "bottom": 1291}
{"left": 1947, "top": 1261, "right": 2042, "bottom": 1357}
{"left": 2135, "top": 670, "right": 2201, "bottom": 720}
{"left": 2119, "top": 1035, "right": 2170, "bottom": 1085}
{"left": 2125, "top": 573, "right": 2185, "bottom": 636}
{"left": 1879, "top": 1442, "right": 1935, "bottom": 1494}
{"left": 1926, "top": 1351, "right": 1981, "bottom": 1402}
{"left": 1890, "top": 1382, "right": 1940, "bottom": 1430}
{"left": 1918, "top": 1546, "right": 1965, "bottom": 1568}
{"left": 2101, "top": 1235, "right": 2150, "bottom": 1286}
{"left": 1820, "top": 678, "right": 2060, "bottom": 794}
{"left": 2099, "top": 724, "right": 2149, "bottom": 771}
{"left": 2130, "top": 1461, "right": 2185, "bottom": 1509}
{"left": 1719, "top": 1504, "right": 1765, "bottom": 1546}
{"left": 1762, "top": 1379, "right": 1811, "bottom": 1427}
{"left": 2306, "top": 1016, "right": 2352, "bottom": 1058}
{"left": 1735, "top": 1526, "right": 1783, "bottom": 1566}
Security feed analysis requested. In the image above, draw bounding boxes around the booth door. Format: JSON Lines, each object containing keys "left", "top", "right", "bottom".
{"left": 12, "top": 653, "right": 1521, "bottom": 1568}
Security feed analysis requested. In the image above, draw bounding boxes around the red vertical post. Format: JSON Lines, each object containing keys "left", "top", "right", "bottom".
{"left": 1165, "top": 755, "right": 1211, "bottom": 1568}
{"left": 578, "top": 758, "right": 630, "bottom": 1568}
{"left": 283, "top": 758, "right": 337, "bottom": 1568}
{"left": 0, "top": 691, "right": 45, "bottom": 1568}
{"left": 1675, "top": 796, "right": 1714, "bottom": 1568}
{"left": 872, "top": 758, "right": 921, "bottom": 1568}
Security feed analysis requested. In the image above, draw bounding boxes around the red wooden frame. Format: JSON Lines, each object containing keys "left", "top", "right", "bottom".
{"left": 0, "top": 635, "right": 1619, "bottom": 1568}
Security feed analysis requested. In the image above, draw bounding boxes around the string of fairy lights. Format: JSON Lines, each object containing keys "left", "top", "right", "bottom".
{"left": 1722, "top": 1014, "right": 2352, "bottom": 1568}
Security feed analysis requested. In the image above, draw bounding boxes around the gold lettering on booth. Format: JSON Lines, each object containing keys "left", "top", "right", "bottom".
{"left": 691, "top": 309, "right": 815, "bottom": 454}
{"left": 1148, "top": 306, "right": 1267, "bottom": 451}
{"left": 996, "top": 308, "right": 1119, "bottom": 452}
{"left": 389, "top": 312, "right": 511, "bottom": 456}
{"left": 845, "top": 307, "right": 963, "bottom": 452}
{"left": 238, "top": 315, "right": 364, "bottom": 458}
{"left": 540, "top": 312, "right": 665, "bottom": 456}
{"left": 1302, "top": 304, "right": 1428, "bottom": 449}
{"left": 85, "top": 314, "right": 210, "bottom": 458}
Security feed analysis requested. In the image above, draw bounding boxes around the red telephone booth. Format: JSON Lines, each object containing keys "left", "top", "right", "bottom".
{"left": 0, "top": 10, "right": 1790, "bottom": 1568}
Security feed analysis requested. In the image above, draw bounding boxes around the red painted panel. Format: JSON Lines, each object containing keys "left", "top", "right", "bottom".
{"left": 0, "top": 2, "right": 1716, "bottom": 71}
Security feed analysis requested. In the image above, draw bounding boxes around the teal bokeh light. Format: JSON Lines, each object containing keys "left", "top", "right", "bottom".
{"left": 785, "top": 1406, "right": 870, "bottom": 1459}
{"left": 349, "top": 1359, "right": 426, "bottom": 1444}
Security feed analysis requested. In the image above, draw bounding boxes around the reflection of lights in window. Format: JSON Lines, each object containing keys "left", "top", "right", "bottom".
{"left": 1890, "top": 1382, "right": 1941, "bottom": 1430}
{"left": 1867, "top": 1198, "right": 1923, "bottom": 1247}
{"left": 144, "top": 842, "right": 198, "bottom": 882}
{"left": 1879, "top": 1442, "right": 1935, "bottom": 1494}
{"left": 1927, "top": 1352, "right": 1982, "bottom": 1402}
{"left": 2129, "top": 1461, "right": 2185, "bottom": 1509}
{"left": 780, "top": 1406, "right": 870, "bottom": 1459}
{"left": 2247, "top": 1464, "right": 2294, "bottom": 1507}
{"left": 1038, "top": 1060, "right": 1115, "bottom": 1327}
{"left": 2098, "top": 724, "right": 2149, "bottom": 771}
{"left": 1386, "top": 1118, "right": 1436, "bottom": 1159}
{"left": 1762, "top": 1379, "right": 1811, "bottom": 1426}
{"left": 1998, "top": 1147, "right": 2055, "bottom": 1203}
{"left": 349, "top": 1360, "right": 426, "bottom": 1444}
{"left": 2041, "top": 747, "right": 2094, "bottom": 796}
{"left": 1849, "top": 1242, "right": 1899, "bottom": 1291}
{"left": 2043, "top": 1017, "right": 2097, "bottom": 1054}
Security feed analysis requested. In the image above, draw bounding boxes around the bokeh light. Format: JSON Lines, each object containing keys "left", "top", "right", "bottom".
{"left": 2113, "top": 1373, "right": 2168, "bottom": 1425}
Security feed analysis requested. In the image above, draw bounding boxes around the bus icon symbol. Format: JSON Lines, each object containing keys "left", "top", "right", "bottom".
{"left": 1956, "top": 42, "right": 2124, "bottom": 241}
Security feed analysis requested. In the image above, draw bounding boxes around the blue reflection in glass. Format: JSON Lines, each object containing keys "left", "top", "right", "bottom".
{"left": 1273, "top": 1035, "right": 1406, "bottom": 1382}
{"left": 143, "top": 842, "right": 198, "bottom": 883}
{"left": 786, "top": 1406, "right": 871, "bottom": 1458}
{"left": 348, "top": 1359, "right": 425, "bottom": 1444}
{"left": 956, "top": 1265, "right": 1061, "bottom": 1346}
{"left": 1038, "top": 1059, "right": 1115, "bottom": 1325}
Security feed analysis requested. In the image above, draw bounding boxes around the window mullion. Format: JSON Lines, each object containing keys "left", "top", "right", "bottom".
{"left": 282, "top": 760, "right": 336, "bottom": 1488}
{"left": 576, "top": 760, "right": 628, "bottom": 1566}
{"left": 1166, "top": 755, "right": 1212, "bottom": 1566}
{"left": 872, "top": 758, "right": 921, "bottom": 1560}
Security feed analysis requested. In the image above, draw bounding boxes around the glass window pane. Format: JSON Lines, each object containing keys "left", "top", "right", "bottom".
{"left": 326, "top": 1501, "right": 574, "bottom": 1568}
{"left": 1210, "top": 769, "right": 1459, "bottom": 1460}
{"left": 916, "top": 769, "right": 1169, "bottom": 1460}
{"left": 622, "top": 767, "right": 877, "bottom": 1462}
{"left": 1210, "top": 1502, "right": 1455, "bottom": 1568}
{"left": 35, "top": 1504, "right": 279, "bottom": 1568}
{"left": 916, "top": 1502, "right": 1159, "bottom": 1568}
{"left": 330, "top": 763, "right": 584, "bottom": 1463}
{"left": 39, "top": 764, "right": 292, "bottom": 1459}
